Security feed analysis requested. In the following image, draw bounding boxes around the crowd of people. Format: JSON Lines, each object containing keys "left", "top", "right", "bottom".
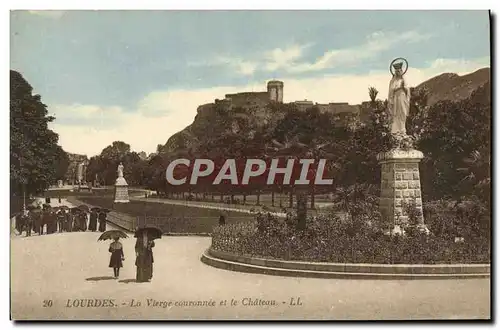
{"left": 15, "top": 204, "right": 109, "bottom": 237}
{"left": 15, "top": 201, "right": 159, "bottom": 284}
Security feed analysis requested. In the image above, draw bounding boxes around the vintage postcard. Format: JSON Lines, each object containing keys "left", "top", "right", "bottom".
{"left": 9, "top": 10, "right": 491, "bottom": 320}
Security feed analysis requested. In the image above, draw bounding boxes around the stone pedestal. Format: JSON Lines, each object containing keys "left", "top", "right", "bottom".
{"left": 114, "top": 177, "right": 130, "bottom": 203}
{"left": 377, "top": 148, "right": 427, "bottom": 235}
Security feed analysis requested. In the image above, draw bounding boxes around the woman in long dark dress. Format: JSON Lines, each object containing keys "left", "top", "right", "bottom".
{"left": 109, "top": 237, "right": 124, "bottom": 278}
{"left": 89, "top": 210, "right": 98, "bottom": 232}
{"left": 71, "top": 212, "right": 80, "bottom": 231}
{"left": 57, "top": 211, "right": 65, "bottom": 233}
{"left": 135, "top": 232, "right": 155, "bottom": 282}
{"left": 65, "top": 211, "right": 73, "bottom": 232}
{"left": 46, "top": 211, "right": 57, "bottom": 234}
{"left": 98, "top": 212, "right": 107, "bottom": 232}
{"left": 80, "top": 212, "right": 88, "bottom": 231}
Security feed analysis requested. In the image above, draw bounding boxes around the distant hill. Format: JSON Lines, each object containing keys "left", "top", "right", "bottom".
{"left": 416, "top": 67, "right": 490, "bottom": 106}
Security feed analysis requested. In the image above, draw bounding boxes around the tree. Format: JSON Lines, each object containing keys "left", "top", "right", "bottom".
{"left": 86, "top": 156, "right": 105, "bottom": 185}
{"left": 333, "top": 94, "right": 390, "bottom": 191}
{"left": 271, "top": 106, "right": 338, "bottom": 209}
{"left": 457, "top": 148, "right": 491, "bottom": 205}
{"left": 10, "top": 70, "right": 68, "bottom": 198}
{"left": 123, "top": 151, "right": 146, "bottom": 186}
{"left": 54, "top": 145, "right": 70, "bottom": 181}
{"left": 368, "top": 87, "right": 379, "bottom": 102}
{"left": 85, "top": 141, "right": 150, "bottom": 187}
{"left": 101, "top": 141, "right": 131, "bottom": 161}
{"left": 415, "top": 82, "right": 490, "bottom": 201}
{"left": 406, "top": 87, "right": 430, "bottom": 138}
{"left": 144, "top": 154, "right": 168, "bottom": 195}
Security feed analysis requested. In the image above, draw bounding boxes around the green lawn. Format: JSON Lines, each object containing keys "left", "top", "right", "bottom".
{"left": 154, "top": 192, "right": 333, "bottom": 211}
{"left": 75, "top": 196, "right": 255, "bottom": 234}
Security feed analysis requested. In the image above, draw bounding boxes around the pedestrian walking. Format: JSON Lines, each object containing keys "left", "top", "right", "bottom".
{"left": 135, "top": 232, "right": 155, "bottom": 282}
{"left": 24, "top": 212, "right": 33, "bottom": 237}
{"left": 108, "top": 237, "right": 124, "bottom": 278}
{"left": 134, "top": 226, "right": 162, "bottom": 283}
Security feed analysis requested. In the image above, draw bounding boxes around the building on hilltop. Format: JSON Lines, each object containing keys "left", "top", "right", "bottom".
{"left": 224, "top": 91, "right": 270, "bottom": 108}
{"left": 197, "top": 79, "right": 368, "bottom": 124}
{"left": 293, "top": 99, "right": 314, "bottom": 111}
{"left": 267, "top": 80, "right": 284, "bottom": 103}
{"left": 196, "top": 80, "right": 285, "bottom": 113}
{"left": 318, "top": 102, "right": 360, "bottom": 116}
{"left": 223, "top": 80, "right": 284, "bottom": 108}
{"left": 292, "top": 100, "right": 361, "bottom": 118}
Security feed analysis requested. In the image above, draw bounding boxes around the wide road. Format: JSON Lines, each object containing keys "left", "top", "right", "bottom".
{"left": 10, "top": 233, "right": 490, "bottom": 320}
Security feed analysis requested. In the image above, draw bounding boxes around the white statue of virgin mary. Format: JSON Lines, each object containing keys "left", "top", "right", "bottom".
{"left": 117, "top": 162, "right": 124, "bottom": 178}
{"left": 387, "top": 61, "right": 411, "bottom": 136}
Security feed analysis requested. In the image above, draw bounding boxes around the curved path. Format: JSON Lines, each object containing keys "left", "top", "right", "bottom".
{"left": 11, "top": 233, "right": 490, "bottom": 320}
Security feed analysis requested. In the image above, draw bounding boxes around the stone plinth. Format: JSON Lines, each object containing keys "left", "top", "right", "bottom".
{"left": 114, "top": 177, "right": 130, "bottom": 203}
{"left": 377, "top": 148, "right": 426, "bottom": 234}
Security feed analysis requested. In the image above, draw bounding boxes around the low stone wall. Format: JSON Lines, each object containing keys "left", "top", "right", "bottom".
{"left": 69, "top": 197, "right": 213, "bottom": 236}
{"left": 202, "top": 248, "right": 490, "bottom": 280}
{"left": 67, "top": 197, "right": 135, "bottom": 232}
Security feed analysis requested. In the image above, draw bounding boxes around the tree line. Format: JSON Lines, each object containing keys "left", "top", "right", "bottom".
{"left": 11, "top": 69, "right": 490, "bottom": 213}
{"left": 10, "top": 70, "right": 69, "bottom": 200}
{"left": 84, "top": 82, "right": 490, "bottom": 211}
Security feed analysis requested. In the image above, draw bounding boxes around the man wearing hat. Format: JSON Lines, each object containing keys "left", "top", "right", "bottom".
{"left": 24, "top": 210, "right": 33, "bottom": 237}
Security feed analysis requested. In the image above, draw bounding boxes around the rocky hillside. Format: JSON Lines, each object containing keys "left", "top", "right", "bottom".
{"left": 416, "top": 67, "right": 490, "bottom": 106}
{"left": 160, "top": 101, "right": 287, "bottom": 154}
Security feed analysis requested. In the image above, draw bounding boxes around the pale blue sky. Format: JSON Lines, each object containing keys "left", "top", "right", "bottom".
{"left": 10, "top": 10, "right": 491, "bottom": 155}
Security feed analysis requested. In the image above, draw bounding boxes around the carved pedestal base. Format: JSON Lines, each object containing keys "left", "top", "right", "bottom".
{"left": 377, "top": 148, "right": 429, "bottom": 235}
{"left": 114, "top": 177, "right": 130, "bottom": 203}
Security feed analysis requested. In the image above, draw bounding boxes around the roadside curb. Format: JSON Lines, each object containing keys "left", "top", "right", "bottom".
{"left": 201, "top": 249, "right": 490, "bottom": 280}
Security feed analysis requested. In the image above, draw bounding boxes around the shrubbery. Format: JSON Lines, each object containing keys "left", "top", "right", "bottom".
{"left": 423, "top": 197, "right": 490, "bottom": 244}
{"left": 211, "top": 199, "right": 490, "bottom": 264}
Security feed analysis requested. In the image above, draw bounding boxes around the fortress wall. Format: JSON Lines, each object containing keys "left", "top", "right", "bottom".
{"left": 317, "top": 103, "right": 360, "bottom": 115}
{"left": 224, "top": 92, "right": 269, "bottom": 108}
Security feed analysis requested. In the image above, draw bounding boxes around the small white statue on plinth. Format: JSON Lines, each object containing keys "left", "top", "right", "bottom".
{"left": 114, "top": 162, "right": 129, "bottom": 203}
{"left": 117, "top": 163, "right": 124, "bottom": 178}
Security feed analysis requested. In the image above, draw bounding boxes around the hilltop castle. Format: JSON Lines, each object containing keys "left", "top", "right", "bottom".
{"left": 197, "top": 80, "right": 364, "bottom": 120}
